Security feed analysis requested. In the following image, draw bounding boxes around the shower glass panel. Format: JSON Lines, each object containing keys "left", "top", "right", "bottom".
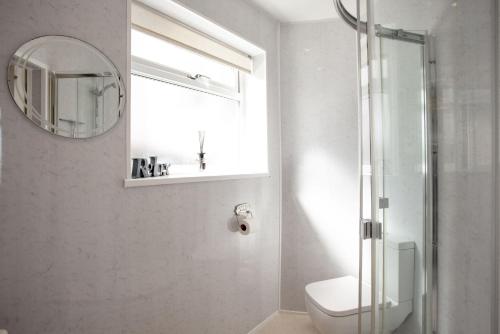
{"left": 374, "top": 37, "right": 429, "bottom": 334}
{"left": 358, "top": 0, "right": 432, "bottom": 333}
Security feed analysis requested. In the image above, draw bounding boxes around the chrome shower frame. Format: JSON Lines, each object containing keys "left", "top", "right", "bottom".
{"left": 333, "top": 0, "right": 425, "bottom": 45}
{"left": 334, "top": 0, "right": 437, "bottom": 333}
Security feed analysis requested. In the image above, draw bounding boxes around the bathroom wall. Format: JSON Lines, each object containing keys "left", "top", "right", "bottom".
{"left": 431, "top": 0, "right": 497, "bottom": 332}
{"left": 0, "top": 1, "right": 281, "bottom": 334}
{"left": 280, "top": 19, "right": 358, "bottom": 311}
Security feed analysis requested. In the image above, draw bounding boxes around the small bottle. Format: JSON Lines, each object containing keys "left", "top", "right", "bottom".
{"left": 198, "top": 152, "right": 206, "bottom": 171}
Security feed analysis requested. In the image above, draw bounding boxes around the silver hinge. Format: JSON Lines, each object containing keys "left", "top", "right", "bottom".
{"left": 379, "top": 197, "right": 389, "bottom": 209}
{"left": 361, "top": 219, "right": 382, "bottom": 240}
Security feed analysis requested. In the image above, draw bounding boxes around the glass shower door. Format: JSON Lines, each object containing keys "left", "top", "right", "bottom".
{"left": 360, "top": 6, "right": 432, "bottom": 333}
{"left": 378, "top": 37, "right": 429, "bottom": 334}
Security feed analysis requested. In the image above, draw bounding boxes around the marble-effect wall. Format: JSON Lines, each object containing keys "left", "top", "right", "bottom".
{"left": 0, "top": 0, "right": 281, "bottom": 333}
{"left": 279, "top": 19, "right": 358, "bottom": 311}
{"left": 432, "top": 0, "right": 497, "bottom": 332}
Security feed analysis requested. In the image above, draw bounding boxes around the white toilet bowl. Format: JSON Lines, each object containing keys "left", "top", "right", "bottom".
{"left": 305, "top": 240, "right": 415, "bottom": 334}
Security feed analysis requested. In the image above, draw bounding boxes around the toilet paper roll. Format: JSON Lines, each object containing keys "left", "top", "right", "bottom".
{"left": 238, "top": 216, "right": 258, "bottom": 235}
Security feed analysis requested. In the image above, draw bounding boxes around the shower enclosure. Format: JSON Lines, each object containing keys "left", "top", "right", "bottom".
{"left": 55, "top": 74, "right": 118, "bottom": 137}
{"left": 335, "top": 0, "right": 435, "bottom": 333}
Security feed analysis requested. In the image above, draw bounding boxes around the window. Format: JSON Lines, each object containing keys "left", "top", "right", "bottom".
{"left": 132, "top": 29, "right": 239, "bottom": 90}
{"left": 126, "top": 2, "right": 268, "bottom": 186}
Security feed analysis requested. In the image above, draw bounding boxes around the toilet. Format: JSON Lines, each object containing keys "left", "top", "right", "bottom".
{"left": 305, "top": 240, "right": 415, "bottom": 334}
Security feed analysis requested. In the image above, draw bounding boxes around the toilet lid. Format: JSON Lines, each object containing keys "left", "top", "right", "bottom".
{"left": 305, "top": 276, "right": 379, "bottom": 317}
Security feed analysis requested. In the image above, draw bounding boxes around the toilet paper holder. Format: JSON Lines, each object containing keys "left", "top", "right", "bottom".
{"left": 234, "top": 203, "right": 253, "bottom": 219}
{"left": 234, "top": 203, "right": 256, "bottom": 235}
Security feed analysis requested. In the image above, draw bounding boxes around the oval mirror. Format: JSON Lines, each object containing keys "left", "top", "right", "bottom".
{"left": 7, "top": 36, "right": 125, "bottom": 139}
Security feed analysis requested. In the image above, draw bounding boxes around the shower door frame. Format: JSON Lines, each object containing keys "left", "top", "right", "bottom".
{"left": 355, "top": 0, "right": 436, "bottom": 332}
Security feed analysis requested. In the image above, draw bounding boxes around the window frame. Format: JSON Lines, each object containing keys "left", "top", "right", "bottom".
{"left": 131, "top": 54, "right": 242, "bottom": 103}
{"left": 125, "top": 0, "right": 270, "bottom": 187}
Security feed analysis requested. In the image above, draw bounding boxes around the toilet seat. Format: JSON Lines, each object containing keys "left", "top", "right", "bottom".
{"left": 306, "top": 241, "right": 415, "bottom": 333}
{"left": 305, "top": 276, "right": 410, "bottom": 334}
{"left": 305, "top": 276, "right": 373, "bottom": 317}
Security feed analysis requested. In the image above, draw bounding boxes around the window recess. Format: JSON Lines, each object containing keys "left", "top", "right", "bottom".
{"left": 126, "top": 1, "right": 268, "bottom": 187}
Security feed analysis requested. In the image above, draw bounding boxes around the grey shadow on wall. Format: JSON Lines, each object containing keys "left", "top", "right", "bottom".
{"left": 281, "top": 180, "right": 357, "bottom": 311}
{"left": 227, "top": 216, "right": 240, "bottom": 233}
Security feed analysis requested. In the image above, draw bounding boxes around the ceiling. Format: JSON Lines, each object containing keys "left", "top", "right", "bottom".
{"left": 247, "top": 0, "right": 356, "bottom": 22}
{"left": 247, "top": 0, "right": 452, "bottom": 31}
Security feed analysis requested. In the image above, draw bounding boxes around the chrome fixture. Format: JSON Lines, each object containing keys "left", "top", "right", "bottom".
{"left": 361, "top": 219, "right": 382, "bottom": 240}
{"left": 375, "top": 25, "right": 425, "bottom": 45}
{"left": 333, "top": 0, "right": 425, "bottom": 44}
{"left": 92, "top": 82, "right": 117, "bottom": 96}
{"left": 333, "top": 0, "right": 366, "bottom": 33}
{"left": 234, "top": 203, "right": 252, "bottom": 217}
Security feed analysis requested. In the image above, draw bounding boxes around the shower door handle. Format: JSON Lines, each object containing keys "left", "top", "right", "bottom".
{"left": 361, "top": 219, "right": 382, "bottom": 240}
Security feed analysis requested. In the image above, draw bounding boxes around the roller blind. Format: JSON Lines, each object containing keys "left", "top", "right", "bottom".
{"left": 131, "top": 2, "right": 253, "bottom": 73}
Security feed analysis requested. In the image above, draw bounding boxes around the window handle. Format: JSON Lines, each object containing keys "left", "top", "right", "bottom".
{"left": 187, "top": 73, "right": 211, "bottom": 81}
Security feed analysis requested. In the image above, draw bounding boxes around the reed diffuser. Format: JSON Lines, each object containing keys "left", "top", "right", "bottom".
{"left": 198, "top": 131, "right": 206, "bottom": 171}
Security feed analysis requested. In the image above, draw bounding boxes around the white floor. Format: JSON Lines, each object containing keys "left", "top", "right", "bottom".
{"left": 251, "top": 311, "right": 320, "bottom": 334}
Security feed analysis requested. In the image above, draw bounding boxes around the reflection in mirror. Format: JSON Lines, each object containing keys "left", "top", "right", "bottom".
{"left": 7, "top": 36, "right": 124, "bottom": 139}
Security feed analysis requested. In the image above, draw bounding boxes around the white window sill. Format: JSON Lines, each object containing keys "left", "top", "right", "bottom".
{"left": 124, "top": 171, "right": 270, "bottom": 188}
